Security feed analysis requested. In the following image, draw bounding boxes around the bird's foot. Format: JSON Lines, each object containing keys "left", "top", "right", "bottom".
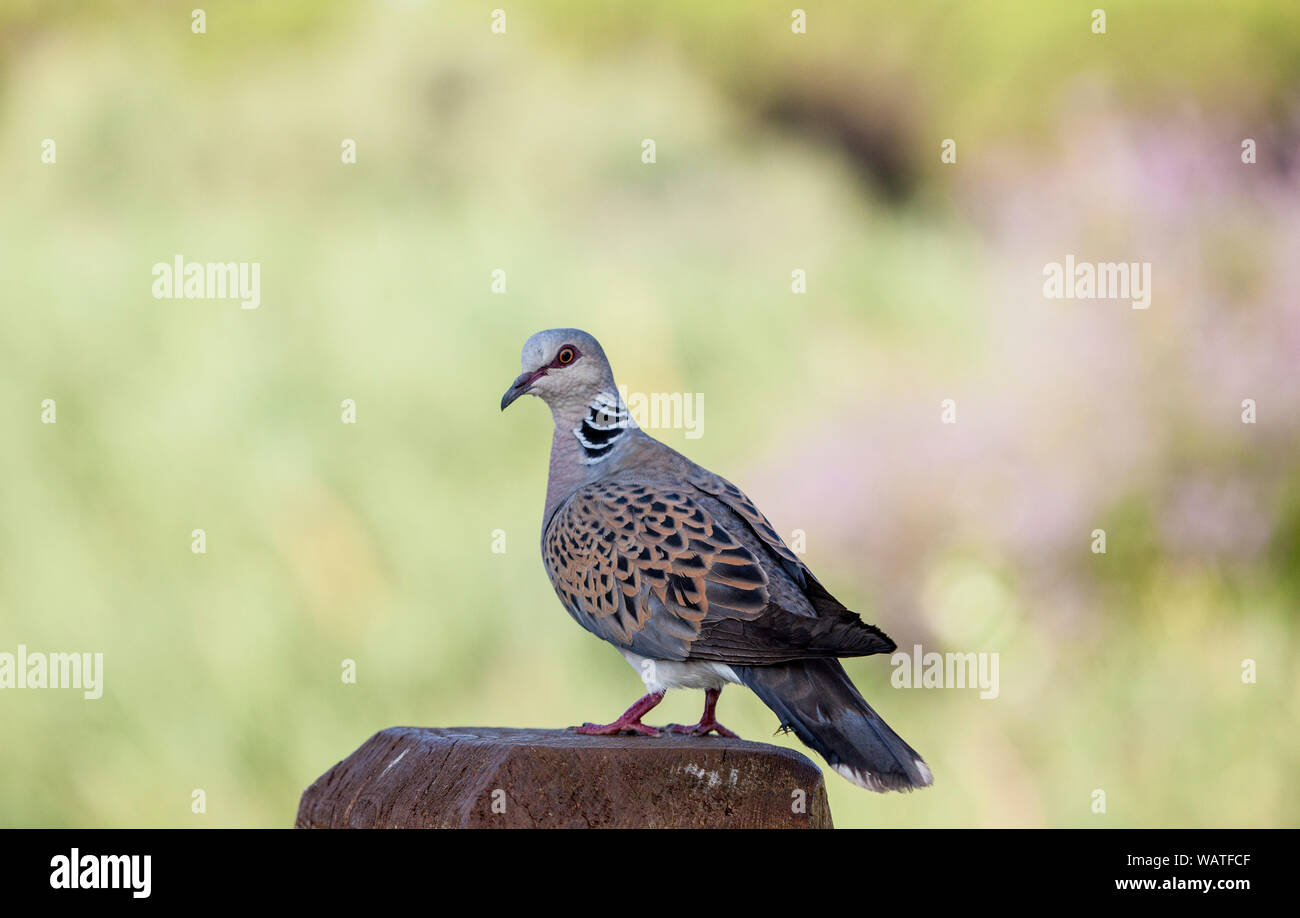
{"left": 574, "top": 719, "right": 662, "bottom": 737}
{"left": 666, "top": 688, "right": 737, "bottom": 737}
{"left": 571, "top": 691, "right": 665, "bottom": 737}
{"left": 666, "top": 720, "right": 739, "bottom": 739}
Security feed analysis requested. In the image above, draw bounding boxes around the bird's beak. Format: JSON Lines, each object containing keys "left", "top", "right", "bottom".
{"left": 500, "top": 368, "right": 544, "bottom": 411}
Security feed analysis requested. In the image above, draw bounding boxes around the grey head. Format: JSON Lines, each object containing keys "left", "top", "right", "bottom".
{"left": 500, "top": 328, "right": 617, "bottom": 416}
{"left": 501, "top": 327, "right": 645, "bottom": 479}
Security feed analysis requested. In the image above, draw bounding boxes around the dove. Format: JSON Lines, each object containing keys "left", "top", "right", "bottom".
{"left": 501, "top": 328, "right": 933, "bottom": 792}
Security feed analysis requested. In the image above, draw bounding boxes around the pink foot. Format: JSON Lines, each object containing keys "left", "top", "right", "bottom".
{"left": 666, "top": 688, "right": 739, "bottom": 738}
{"left": 666, "top": 720, "right": 739, "bottom": 738}
{"left": 571, "top": 691, "right": 665, "bottom": 737}
{"left": 576, "top": 719, "right": 662, "bottom": 737}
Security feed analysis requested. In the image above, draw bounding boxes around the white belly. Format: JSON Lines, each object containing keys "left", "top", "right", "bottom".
{"left": 620, "top": 650, "right": 741, "bottom": 694}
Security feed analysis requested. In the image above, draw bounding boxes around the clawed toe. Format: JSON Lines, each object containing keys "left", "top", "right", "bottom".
{"left": 570, "top": 689, "right": 738, "bottom": 741}
{"left": 666, "top": 721, "right": 739, "bottom": 738}
{"left": 573, "top": 720, "right": 662, "bottom": 737}
{"left": 572, "top": 691, "right": 666, "bottom": 737}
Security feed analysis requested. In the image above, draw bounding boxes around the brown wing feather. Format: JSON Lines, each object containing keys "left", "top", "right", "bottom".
{"left": 544, "top": 476, "right": 894, "bottom": 664}
{"left": 688, "top": 467, "right": 883, "bottom": 628}
{"left": 544, "top": 480, "right": 770, "bottom": 657}
{"left": 686, "top": 467, "right": 896, "bottom": 659}
{"left": 688, "top": 468, "right": 808, "bottom": 585}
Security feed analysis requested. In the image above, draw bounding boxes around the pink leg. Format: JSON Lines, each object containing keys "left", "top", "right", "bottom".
{"left": 667, "top": 688, "right": 740, "bottom": 738}
{"left": 573, "top": 691, "right": 665, "bottom": 737}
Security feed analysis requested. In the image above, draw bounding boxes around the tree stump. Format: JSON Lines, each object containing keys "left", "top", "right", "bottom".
{"left": 297, "top": 727, "right": 833, "bottom": 828}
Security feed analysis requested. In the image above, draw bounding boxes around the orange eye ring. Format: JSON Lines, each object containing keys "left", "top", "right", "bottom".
{"left": 556, "top": 345, "right": 576, "bottom": 365}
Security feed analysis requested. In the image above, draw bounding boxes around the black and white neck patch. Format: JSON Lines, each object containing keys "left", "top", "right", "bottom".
{"left": 573, "top": 391, "right": 632, "bottom": 464}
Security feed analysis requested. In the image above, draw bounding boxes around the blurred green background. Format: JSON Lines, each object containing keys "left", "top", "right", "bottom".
{"left": 2, "top": 0, "right": 1298, "bottom": 828}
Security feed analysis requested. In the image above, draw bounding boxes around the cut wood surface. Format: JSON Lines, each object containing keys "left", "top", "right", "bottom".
{"left": 297, "top": 726, "right": 833, "bottom": 828}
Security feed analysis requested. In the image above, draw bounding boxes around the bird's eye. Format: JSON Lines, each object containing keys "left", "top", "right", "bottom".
{"left": 556, "top": 345, "right": 576, "bottom": 365}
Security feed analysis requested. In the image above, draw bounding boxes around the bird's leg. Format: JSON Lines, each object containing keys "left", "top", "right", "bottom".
{"left": 667, "top": 687, "right": 740, "bottom": 738}
{"left": 573, "top": 691, "right": 665, "bottom": 737}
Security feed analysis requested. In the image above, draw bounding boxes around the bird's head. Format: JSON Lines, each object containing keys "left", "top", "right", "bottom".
{"left": 500, "top": 328, "right": 616, "bottom": 413}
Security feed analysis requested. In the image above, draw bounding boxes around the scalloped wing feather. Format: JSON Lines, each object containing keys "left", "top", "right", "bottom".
{"left": 544, "top": 476, "right": 894, "bottom": 664}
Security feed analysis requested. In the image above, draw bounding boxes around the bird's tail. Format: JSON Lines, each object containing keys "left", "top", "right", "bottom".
{"left": 733, "top": 658, "right": 933, "bottom": 793}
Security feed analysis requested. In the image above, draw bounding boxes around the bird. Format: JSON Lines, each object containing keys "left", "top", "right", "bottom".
{"left": 500, "top": 328, "right": 933, "bottom": 792}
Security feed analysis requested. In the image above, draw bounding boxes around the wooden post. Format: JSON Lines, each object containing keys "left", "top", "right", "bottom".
{"left": 297, "top": 727, "right": 833, "bottom": 828}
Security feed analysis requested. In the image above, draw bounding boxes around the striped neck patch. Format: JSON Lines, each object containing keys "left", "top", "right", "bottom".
{"left": 573, "top": 391, "right": 632, "bottom": 463}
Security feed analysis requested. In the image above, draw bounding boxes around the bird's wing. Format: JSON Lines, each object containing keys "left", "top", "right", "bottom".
{"left": 544, "top": 479, "right": 767, "bottom": 661}
{"left": 687, "top": 467, "right": 890, "bottom": 634}
{"left": 544, "top": 477, "right": 893, "bottom": 664}
{"left": 686, "top": 468, "right": 812, "bottom": 589}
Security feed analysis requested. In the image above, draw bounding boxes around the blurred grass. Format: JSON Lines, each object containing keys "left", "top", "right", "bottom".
{"left": 0, "top": 2, "right": 1297, "bottom": 828}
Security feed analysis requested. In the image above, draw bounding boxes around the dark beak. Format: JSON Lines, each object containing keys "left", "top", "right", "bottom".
{"left": 500, "top": 369, "right": 543, "bottom": 411}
